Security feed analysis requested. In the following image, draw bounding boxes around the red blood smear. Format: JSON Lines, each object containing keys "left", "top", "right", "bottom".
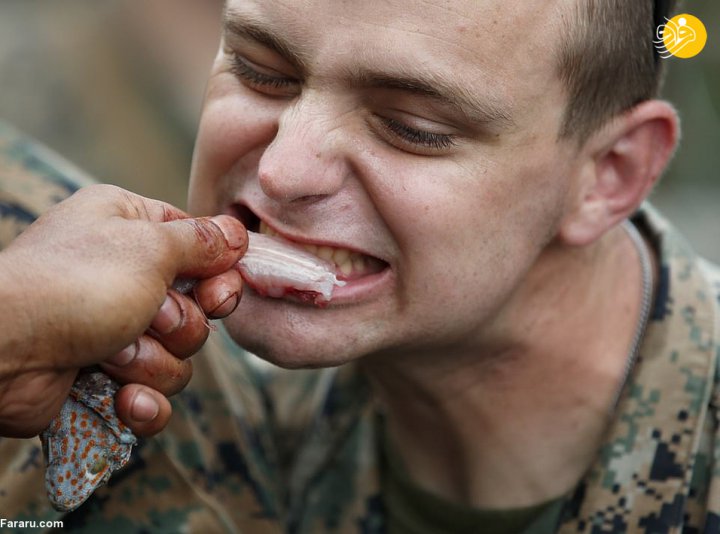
{"left": 243, "top": 279, "right": 328, "bottom": 307}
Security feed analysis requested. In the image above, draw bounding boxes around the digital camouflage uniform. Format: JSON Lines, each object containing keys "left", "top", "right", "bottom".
{"left": 0, "top": 121, "right": 718, "bottom": 533}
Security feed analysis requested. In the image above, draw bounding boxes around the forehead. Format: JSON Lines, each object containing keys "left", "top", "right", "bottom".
{"left": 224, "top": 0, "right": 567, "bottom": 108}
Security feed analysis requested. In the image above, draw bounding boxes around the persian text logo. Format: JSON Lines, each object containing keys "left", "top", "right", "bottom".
{"left": 654, "top": 13, "right": 708, "bottom": 59}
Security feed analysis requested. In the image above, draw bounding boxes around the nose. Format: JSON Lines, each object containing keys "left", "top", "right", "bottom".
{"left": 257, "top": 94, "right": 350, "bottom": 204}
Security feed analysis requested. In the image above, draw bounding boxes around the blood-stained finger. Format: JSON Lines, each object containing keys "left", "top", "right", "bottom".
{"left": 100, "top": 334, "right": 193, "bottom": 397}
{"left": 148, "top": 289, "right": 210, "bottom": 359}
{"left": 193, "top": 269, "right": 243, "bottom": 318}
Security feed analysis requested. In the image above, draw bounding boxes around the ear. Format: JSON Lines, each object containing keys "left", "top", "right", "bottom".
{"left": 559, "top": 100, "right": 679, "bottom": 246}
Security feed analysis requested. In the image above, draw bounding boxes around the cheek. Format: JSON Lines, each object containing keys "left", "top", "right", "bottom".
{"left": 189, "top": 79, "right": 279, "bottom": 213}
{"left": 373, "top": 150, "right": 567, "bottom": 316}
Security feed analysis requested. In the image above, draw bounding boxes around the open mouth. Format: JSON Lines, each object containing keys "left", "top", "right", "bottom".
{"left": 230, "top": 204, "right": 387, "bottom": 283}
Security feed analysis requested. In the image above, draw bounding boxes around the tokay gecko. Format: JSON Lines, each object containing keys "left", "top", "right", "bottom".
{"left": 40, "top": 370, "right": 136, "bottom": 511}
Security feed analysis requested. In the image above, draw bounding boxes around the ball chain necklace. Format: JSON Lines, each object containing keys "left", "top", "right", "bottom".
{"left": 608, "top": 219, "right": 655, "bottom": 413}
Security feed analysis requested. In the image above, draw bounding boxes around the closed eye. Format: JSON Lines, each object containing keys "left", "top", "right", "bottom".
{"left": 229, "top": 53, "right": 299, "bottom": 97}
{"left": 381, "top": 117, "right": 457, "bottom": 151}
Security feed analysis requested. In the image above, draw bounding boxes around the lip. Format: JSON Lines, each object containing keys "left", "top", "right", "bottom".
{"left": 329, "top": 267, "right": 392, "bottom": 304}
{"left": 225, "top": 203, "right": 393, "bottom": 306}
{"left": 242, "top": 267, "right": 392, "bottom": 306}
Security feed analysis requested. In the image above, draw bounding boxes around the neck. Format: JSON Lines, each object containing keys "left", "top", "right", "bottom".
{"left": 361, "top": 223, "right": 654, "bottom": 509}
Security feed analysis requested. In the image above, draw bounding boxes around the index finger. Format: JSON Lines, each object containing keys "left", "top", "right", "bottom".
{"left": 72, "top": 184, "right": 191, "bottom": 223}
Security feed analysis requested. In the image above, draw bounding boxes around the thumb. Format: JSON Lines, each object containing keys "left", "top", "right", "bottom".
{"left": 158, "top": 215, "right": 248, "bottom": 279}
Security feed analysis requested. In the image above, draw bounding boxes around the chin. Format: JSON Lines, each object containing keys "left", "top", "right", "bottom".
{"left": 224, "top": 322, "right": 360, "bottom": 370}
{"left": 221, "top": 295, "right": 374, "bottom": 370}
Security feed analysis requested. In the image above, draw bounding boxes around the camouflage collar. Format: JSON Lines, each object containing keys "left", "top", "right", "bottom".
{"left": 559, "top": 204, "right": 719, "bottom": 532}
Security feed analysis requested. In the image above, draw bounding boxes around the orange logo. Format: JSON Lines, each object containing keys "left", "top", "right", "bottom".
{"left": 654, "top": 13, "right": 708, "bottom": 59}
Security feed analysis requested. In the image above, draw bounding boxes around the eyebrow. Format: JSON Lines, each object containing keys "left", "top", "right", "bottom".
{"left": 223, "top": 10, "right": 309, "bottom": 71}
{"left": 222, "top": 10, "right": 514, "bottom": 129}
{"left": 351, "top": 70, "right": 515, "bottom": 128}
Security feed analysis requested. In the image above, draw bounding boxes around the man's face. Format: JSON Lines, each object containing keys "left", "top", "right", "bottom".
{"left": 189, "top": 0, "right": 580, "bottom": 367}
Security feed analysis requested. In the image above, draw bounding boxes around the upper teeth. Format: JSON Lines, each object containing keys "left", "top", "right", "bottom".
{"left": 259, "top": 221, "right": 367, "bottom": 277}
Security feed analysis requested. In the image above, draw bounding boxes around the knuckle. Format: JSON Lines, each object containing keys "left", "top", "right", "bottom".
{"left": 161, "top": 360, "right": 192, "bottom": 396}
{"left": 82, "top": 183, "right": 117, "bottom": 196}
{"left": 109, "top": 337, "right": 193, "bottom": 397}
{"left": 159, "top": 202, "right": 185, "bottom": 222}
{"left": 173, "top": 324, "right": 210, "bottom": 360}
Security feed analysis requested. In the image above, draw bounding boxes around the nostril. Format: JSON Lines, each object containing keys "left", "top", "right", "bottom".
{"left": 229, "top": 204, "right": 260, "bottom": 232}
{"left": 294, "top": 194, "right": 328, "bottom": 204}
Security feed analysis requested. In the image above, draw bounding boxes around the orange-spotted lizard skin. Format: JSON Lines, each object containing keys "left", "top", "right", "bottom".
{"left": 40, "top": 370, "right": 136, "bottom": 511}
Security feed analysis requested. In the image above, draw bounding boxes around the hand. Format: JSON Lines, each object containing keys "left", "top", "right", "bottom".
{"left": 0, "top": 184, "right": 246, "bottom": 438}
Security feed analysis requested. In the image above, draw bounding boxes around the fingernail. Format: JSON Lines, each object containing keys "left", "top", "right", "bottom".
{"left": 209, "top": 292, "right": 239, "bottom": 318}
{"left": 105, "top": 342, "right": 138, "bottom": 367}
{"left": 131, "top": 391, "right": 159, "bottom": 422}
{"left": 151, "top": 293, "right": 183, "bottom": 335}
{"left": 210, "top": 215, "right": 246, "bottom": 250}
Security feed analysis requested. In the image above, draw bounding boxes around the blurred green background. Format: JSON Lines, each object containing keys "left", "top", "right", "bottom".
{"left": 0, "top": 1, "right": 717, "bottom": 260}
{"left": 653, "top": 2, "right": 719, "bottom": 262}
